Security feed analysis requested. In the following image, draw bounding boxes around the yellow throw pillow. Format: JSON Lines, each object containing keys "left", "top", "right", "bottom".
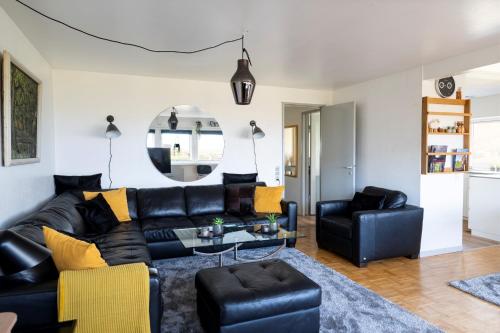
{"left": 254, "top": 186, "right": 285, "bottom": 214}
{"left": 43, "top": 226, "right": 107, "bottom": 272}
{"left": 83, "top": 187, "right": 131, "bottom": 222}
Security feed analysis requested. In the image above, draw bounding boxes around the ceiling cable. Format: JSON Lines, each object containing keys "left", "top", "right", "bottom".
{"left": 15, "top": 0, "right": 243, "bottom": 54}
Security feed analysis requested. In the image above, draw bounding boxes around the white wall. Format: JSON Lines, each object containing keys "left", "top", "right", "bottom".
{"left": 0, "top": 7, "right": 55, "bottom": 228}
{"left": 53, "top": 70, "right": 332, "bottom": 188}
{"left": 472, "top": 93, "right": 500, "bottom": 118}
{"left": 331, "top": 67, "right": 423, "bottom": 205}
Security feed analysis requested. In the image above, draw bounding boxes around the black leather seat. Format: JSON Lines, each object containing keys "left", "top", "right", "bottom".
{"left": 195, "top": 259, "right": 321, "bottom": 333}
{"left": 316, "top": 186, "right": 424, "bottom": 267}
{"left": 142, "top": 217, "right": 195, "bottom": 242}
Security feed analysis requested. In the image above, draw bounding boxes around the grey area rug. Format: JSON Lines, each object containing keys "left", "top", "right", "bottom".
{"left": 154, "top": 247, "right": 442, "bottom": 333}
{"left": 449, "top": 272, "right": 500, "bottom": 306}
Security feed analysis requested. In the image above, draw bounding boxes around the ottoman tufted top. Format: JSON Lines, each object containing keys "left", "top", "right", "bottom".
{"left": 195, "top": 259, "right": 321, "bottom": 325}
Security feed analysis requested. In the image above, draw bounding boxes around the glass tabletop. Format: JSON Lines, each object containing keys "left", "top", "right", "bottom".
{"left": 173, "top": 224, "right": 304, "bottom": 249}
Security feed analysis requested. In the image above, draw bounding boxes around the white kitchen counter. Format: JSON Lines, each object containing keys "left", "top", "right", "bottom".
{"left": 468, "top": 175, "right": 500, "bottom": 241}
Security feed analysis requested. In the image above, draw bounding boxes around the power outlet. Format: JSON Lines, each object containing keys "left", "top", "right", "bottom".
{"left": 275, "top": 166, "right": 281, "bottom": 184}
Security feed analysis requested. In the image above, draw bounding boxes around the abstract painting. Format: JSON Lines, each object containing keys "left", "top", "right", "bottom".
{"left": 2, "top": 50, "right": 41, "bottom": 166}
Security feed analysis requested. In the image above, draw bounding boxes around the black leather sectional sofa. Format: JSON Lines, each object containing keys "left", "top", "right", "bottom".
{"left": 0, "top": 184, "right": 297, "bottom": 333}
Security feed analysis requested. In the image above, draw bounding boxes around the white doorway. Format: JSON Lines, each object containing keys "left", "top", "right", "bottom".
{"left": 283, "top": 102, "right": 356, "bottom": 216}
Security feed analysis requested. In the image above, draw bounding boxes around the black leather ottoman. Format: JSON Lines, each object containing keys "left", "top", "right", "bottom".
{"left": 195, "top": 259, "right": 321, "bottom": 333}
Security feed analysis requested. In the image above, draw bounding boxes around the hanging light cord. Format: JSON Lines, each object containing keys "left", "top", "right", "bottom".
{"left": 108, "top": 138, "right": 113, "bottom": 189}
{"left": 15, "top": 0, "right": 244, "bottom": 54}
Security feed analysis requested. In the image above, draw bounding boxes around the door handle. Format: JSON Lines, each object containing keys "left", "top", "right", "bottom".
{"left": 343, "top": 166, "right": 354, "bottom": 169}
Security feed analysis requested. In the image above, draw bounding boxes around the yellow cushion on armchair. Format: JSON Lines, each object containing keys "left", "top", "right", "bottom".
{"left": 254, "top": 186, "right": 285, "bottom": 214}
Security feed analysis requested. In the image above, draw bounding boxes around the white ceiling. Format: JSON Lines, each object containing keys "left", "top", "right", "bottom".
{"left": 3, "top": 0, "right": 500, "bottom": 90}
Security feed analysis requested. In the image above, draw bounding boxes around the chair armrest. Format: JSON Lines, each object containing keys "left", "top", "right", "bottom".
{"left": 316, "top": 200, "right": 351, "bottom": 241}
{"left": 316, "top": 200, "right": 351, "bottom": 218}
{"left": 351, "top": 205, "right": 424, "bottom": 266}
{"left": 281, "top": 200, "right": 297, "bottom": 247}
{"left": 280, "top": 200, "right": 297, "bottom": 232}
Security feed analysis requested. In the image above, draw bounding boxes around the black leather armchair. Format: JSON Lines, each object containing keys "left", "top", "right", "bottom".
{"left": 316, "top": 187, "right": 424, "bottom": 267}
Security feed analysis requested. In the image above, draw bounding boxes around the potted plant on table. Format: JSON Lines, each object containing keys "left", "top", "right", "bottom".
{"left": 212, "top": 217, "right": 224, "bottom": 236}
{"left": 266, "top": 214, "right": 279, "bottom": 233}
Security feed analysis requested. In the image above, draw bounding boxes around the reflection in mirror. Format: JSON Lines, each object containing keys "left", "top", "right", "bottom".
{"left": 284, "top": 125, "right": 298, "bottom": 177}
{"left": 147, "top": 105, "right": 224, "bottom": 182}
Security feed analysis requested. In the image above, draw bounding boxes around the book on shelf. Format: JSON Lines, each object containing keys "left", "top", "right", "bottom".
{"left": 428, "top": 145, "right": 447, "bottom": 173}
{"left": 452, "top": 148, "right": 469, "bottom": 171}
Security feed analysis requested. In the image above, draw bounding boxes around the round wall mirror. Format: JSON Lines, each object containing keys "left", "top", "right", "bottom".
{"left": 147, "top": 105, "right": 224, "bottom": 182}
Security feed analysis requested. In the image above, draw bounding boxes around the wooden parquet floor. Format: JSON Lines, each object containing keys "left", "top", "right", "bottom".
{"left": 295, "top": 216, "right": 500, "bottom": 333}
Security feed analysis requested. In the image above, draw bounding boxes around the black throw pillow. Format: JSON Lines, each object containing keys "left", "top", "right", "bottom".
{"left": 350, "top": 192, "right": 386, "bottom": 212}
{"left": 225, "top": 184, "right": 256, "bottom": 216}
{"left": 75, "top": 193, "right": 119, "bottom": 234}
{"left": 223, "top": 173, "right": 258, "bottom": 185}
{"left": 54, "top": 174, "right": 102, "bottom": 195}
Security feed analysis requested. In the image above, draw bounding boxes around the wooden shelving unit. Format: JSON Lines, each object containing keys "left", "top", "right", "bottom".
{"left": 422, "top": 97, "right": 471, "bottom": 175}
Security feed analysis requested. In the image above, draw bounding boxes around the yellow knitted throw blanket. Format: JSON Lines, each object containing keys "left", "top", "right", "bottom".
{"left": 58, "top": 263, "right": 150, "bottom": 333}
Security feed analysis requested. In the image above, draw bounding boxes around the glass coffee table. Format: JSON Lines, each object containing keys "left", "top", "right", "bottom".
{"left": 174, "top": 224, "right": 303, "bottom": 267}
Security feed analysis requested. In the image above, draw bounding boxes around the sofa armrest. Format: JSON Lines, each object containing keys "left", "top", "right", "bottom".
{"left": 351, "top": 205, "right": 424, "bottom": 266}
{"left": 0, "top": 268, "right": 163, "bottom": 333}
{"left": 281, "top": 200, "right": 297, "bottom": 247}
{"left": 148, "top": 267, "right": 162, "bottom": 333}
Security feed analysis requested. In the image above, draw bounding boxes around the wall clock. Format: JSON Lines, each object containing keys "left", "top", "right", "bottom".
{"left": 435, "top": 77, "right": 455, "bottom": 98}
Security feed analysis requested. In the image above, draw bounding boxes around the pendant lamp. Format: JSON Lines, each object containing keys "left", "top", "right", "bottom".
{"left": 230, "top": 36, "right": 256, "bottom": 105}
{"left": 168, "top": 107, "right": 178, "bottom": 130}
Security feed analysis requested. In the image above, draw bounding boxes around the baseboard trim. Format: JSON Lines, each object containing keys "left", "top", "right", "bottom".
{"left": 420, "top": 246, "right": 463, "bottom": 257}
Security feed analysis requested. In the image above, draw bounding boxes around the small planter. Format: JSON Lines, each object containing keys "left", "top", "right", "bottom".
{"left": 213, "top": 224, "right": 224, "bottom": 236}
{"left": 269, "top": 223, "right": 279, "bottom": 233}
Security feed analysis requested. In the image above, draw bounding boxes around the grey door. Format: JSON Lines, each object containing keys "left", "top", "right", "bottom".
{"left": 320, "top": 102, "right": 356, "bottom": 200}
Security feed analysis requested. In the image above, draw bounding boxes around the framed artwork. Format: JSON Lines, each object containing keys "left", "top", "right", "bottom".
{"left": 284, "top": 125, "right": 298, "bottom": 177}
{"left": 2, "top": 50, "right": 42, "bottom": 166}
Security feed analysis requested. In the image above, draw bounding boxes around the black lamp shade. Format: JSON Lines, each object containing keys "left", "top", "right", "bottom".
{"left": 105, "top": 123, "right": 121, "bottom": 139}
{"left": 0, "top": 230, "right": 57, "bottom": 287}
{"left": 168, "top": 111, "right": 178, "bottom": 130}
{"left": 231, "top": 59, "right": 256, "bottom": 105}
{"left": 250, "top": 120, "right": 265, "bottom": 139}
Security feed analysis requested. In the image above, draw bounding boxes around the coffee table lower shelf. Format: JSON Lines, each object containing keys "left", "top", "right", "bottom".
{"left": 192, "top": 238, "right": 288, "bottom": 267}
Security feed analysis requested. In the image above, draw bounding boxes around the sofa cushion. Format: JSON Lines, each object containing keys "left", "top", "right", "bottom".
{"left": 137, "top": 187, "right": 186, "bottom": 219}
{"left": 9, "top": 192, "right": 87, "bottom": 245}
{"left": 225, "top": 184, "right": 256, "bottom": 216}
{"left": 76, "top": 188, "right": 138, "bottom": 220}
{"left": 54, "top": 174, "right": 102, "bottom": 195}
{"left": 75, "top": 193, "right": 120, "bottom": 234}
{"left": 222, "top": 173, "right": 258, "bottom": 185}
{"left": 239, "top": 213, "right": 289, "bottom": 228}
{"left": 189, "top": 214, "right": 244, "bottom": 228}
{"left": 362, "top": 186, "right": 407, "bottom": 209}
{"left": 185, "top": 185, "right": 225, "bottom": 216}
{"left": 350, "top": 192, "right": 386, "bottom": 212}
{"left": 141, "top": 217, "right": 195, "bottom": 243}
{"left": 195, "top": 259, "right": 321, "bottom": 326}
{"left": 88, "top": 223, "right": 152, "bottom": 266}
{"left": 98, "top": 244, "right": 152, "bottom": 266}
{"left": 90, "top": 223, "right": 148, "bottom": 250}
{"left": 320, "top": 216, "right": 353, "bottom": 239}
